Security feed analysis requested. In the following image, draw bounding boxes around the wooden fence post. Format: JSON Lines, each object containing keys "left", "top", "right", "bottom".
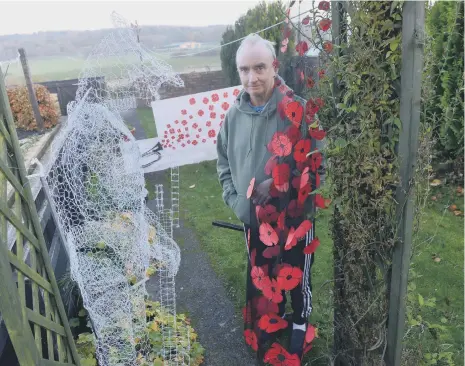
{"left": 18, "top": 48, "right": 44, "bottom": 133}
{"left": 386, "top": 2, "right": 425, "bottom": 365}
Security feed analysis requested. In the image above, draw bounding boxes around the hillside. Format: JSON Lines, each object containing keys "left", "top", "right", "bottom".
{"left": 0, "top": 25, "right": 228, "bottom": 61}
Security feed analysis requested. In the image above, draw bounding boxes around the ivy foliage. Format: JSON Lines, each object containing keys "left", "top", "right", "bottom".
{"left": 315, "top": 1, "right": 404, "bottom": 364}
{"left": 424, "top": 1, "right": 464, "bottom": 162}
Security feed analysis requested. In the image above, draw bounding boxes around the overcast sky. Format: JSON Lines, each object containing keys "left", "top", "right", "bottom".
{"left": 0, "top": 0, "right": 274, "bottom": 35}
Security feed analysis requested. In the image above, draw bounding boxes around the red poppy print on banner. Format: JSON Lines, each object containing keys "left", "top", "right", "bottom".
{"left": 208, "top": 129, "right": 216, "bottom": 138}
{"left": 277, "top": 265, "right": 303, "bottom": 291}
{"left": 181, "top": 109, "right": 187, "bottom": 115}
{"left": 259, "top": 222, "right": 279, "bottom": 246}
{"left": 285, "top": 101, "right": 304, "bottom": 128}
{"left": 189, "top": 98, "right": 196, "bottom": 105}
{"left": 272, "top": 163, "right": 290, "bottom": 192}
{"left": 221, "top": 102, "right": 229, "bottom": 111}
{"left": 211, "top": 93, "right": 219, "bottom": 102}
{"left": 257, "top": 205, "right": 280, "bottom": 223}
{"left": 258, "top": 313, "right": 288, "bottom": 333}
{"left": 288, "top": 200, "right": 304, "bottom": 218}
{"left": 203, "top": 97, "right": 209, "bottom": 104}
{"left": 244, "top": 329, "right": 258, "bottom": 351}
{"left": 233, "top": 88, "right": 240, "bottom": 96}
{"left": 264, "top": 343, "right": 301, "bottom": 366}
{"left": 310, "top": 152, "right": 323, "bottom": 171}
{"left": 298, "top": 183, "right": 312, "bottom": 205}
{"left": 303, "top": 237, "right": 321, "bottom": 255}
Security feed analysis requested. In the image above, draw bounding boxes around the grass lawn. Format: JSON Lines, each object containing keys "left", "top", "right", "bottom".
{"left": 173, "top": 161, "right": 463, "bottom": 365}
{"left": 136, "top": 107, "right": 157, "bottom": 138}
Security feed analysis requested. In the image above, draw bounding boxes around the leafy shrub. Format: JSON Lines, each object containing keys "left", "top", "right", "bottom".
{"left": 7, "top": 84, "right": 59, "bottom": 131}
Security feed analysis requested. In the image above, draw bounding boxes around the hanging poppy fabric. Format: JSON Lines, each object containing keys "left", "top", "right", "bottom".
{"left": 229, "top": 76, "right": 328, "bottom": 366}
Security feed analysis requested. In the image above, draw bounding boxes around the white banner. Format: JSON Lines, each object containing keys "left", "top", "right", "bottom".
{"left": 140, "top": 85, "right": 242, "bottom": 173}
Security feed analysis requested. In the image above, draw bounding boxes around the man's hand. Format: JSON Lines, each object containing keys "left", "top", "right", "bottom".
{"left": 252, "top": 178, "right": 273, "bottom": 207}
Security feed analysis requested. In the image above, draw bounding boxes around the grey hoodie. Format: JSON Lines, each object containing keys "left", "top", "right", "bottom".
{"left": 216, "top": 77, "right": 325, "bottom": 225}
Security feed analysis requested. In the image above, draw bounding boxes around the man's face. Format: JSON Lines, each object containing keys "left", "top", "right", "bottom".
{"left": 236, "top": 43, "right": 276, "bottom": 103}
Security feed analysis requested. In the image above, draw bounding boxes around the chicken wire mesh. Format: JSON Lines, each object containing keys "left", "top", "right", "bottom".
{"left": 72, "top": 11, "right": 184, "bottom": 114}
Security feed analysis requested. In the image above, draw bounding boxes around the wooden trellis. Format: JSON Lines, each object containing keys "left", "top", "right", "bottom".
{"left": 0, "top": 66, "right": 80, "bottom": 365}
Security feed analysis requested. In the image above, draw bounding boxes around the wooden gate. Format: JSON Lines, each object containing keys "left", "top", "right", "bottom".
{"left": 0, "top": 66, "right": 80, "bottom": 365}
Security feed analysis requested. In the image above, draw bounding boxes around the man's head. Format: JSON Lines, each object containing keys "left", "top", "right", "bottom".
{"left": 236, "top": 33, "right": 277, "bottom": 105}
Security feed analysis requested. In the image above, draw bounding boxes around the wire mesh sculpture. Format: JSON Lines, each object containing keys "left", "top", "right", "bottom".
{"left": 38, "top": 11, "right": 189, "bottom": 365}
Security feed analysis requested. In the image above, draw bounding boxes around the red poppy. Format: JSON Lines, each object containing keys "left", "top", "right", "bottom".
{"left": 272, "top": 163, "right": 290, "bottom": 192}
{"left": 263, "top": 342, "right": 301, "bottom": 366}
{"left": 223, "top": 92, "right": 229, "bottom": 98}
{"left": 315, "top": 98, "right": 324, "bottom": 108}
{"left": 288, "top": 200, "right": 304, "bottom": 218}
{"left": 259, "top": 313, "right": 288, "bottom": 333}
{"left": 302, "top": 15, "right": 310, "bottom": 25}
{"left": 221, "top": 102, "right": 229, "bottom": 111}
{"left": 315, "top": 194, "right": 329, "bottom": 209}
{"left": 274, "top": 77, "right": 282, "bottom": 89}
{"left": 210, "top": 112, "right": 217, "bottom": 119}
{"left": 192, "top": 140, "right": 198, "bottom": 146}
{"left": 208, "top": 129, "right": 216, "bottom": 138}
{"left": 263, "top": 245, "right": 281, "bottom": 259}
{"left": 285, "top": 125, "right": 301, "bottom": 145}
{"left": 309, "top": 128, "right": 326, "bottom": 141}
{"left": 247, "top": 178, "right": 255, "bottom": 199}
{"left": 310, "top": 152, "right": 323, "bottom": 171}
{"left": 269, "top": 132, "right": 292, "bottom": 157}
{"left": 292, "top": 175, "right": 301, "bottom": 190}
{"left": 277, "top": 265, "right": 303, "bottom": 291}
{"left": 211, "top": 93, "right": 219, "bottom": 102}
{"left": 306, "top": 77, "right": 315, "bottom": 89}
{"left": 192, "top": 123, "right": 198, "bottom": 129}
{"left": 295, "top": 220, "right": 312, "bottom": 239}
{"left": 306, "top": 99, "right": 320, "bottom": 117}
{"left": 295, "top": 41, "right": 309, "bottom": 56}
{"left": 298, "top": 183, "right": 312, "bottom": 205}
{"left": 209, "top": 105, "right": 214, "bottom": 111}
{"left": 286, "top": 90, "right": 295, "bottom": 99}
{"left": 233, "top": 88, "right": 240, "bottom": 96}
{"left": 273, "top": 58, "right": 280, "bottom": 69}
{"left": 300, "top": 167, "right": 310, "bottom": 188}
{"left": 265, "top": 155, "right": 279, "bottom": 176}
{"left": 283, "top": 26, "right": 292, "bottom": 39}
{"left": 257, "top": 205, "right": 280, "bottom": 223}
{"left": 318, "top": 69, "right": 326, "bottom": 78}
{"left": 169, "top": 128, "right": 175, "bottom": 134}
{"left": 251, "top": 266, "right": 271, "bottom": 290}
{"left": 285, "top": 102, "right": 303, "bottom": 128}
{"left": 319, "top": 18, "right": 332, "bottom": 32}
{"left": 277, "top": 96, "right": 290, "bottom": 119}
{"left": 244, "top": 329, "right": 258, "bottom": 351}
{"left": 303, "top": 237, "right": 320, "bottom": 255}
{"left": 198, "top": 109, "right": 204, "bottom": 116}
{"left": 202, "top": 97, "right": 209, "bottom": 104}
{"left": 189, "top": 98, "right": 196, "bottom": 105}
{"left": 285, "top": 227, "right": 297, "bottom": 250}
{"left": 255, "top": 295, "right": 279, "bottom": 316}
{"left": 294, "top": 139, "right": 311, "bottom": 162}
{"left": 206, "top": 121, "right": 212, "bottom": 127}
{"left": 259, "top": 222, "right": 279, "bottom": 246}
{"left": 305, "top": 324, "right": 317, "bottom": 344}
{"left": 262, "top": 279, "right": 283, "bottom": 304}
{"left": 323, "top": 41, "right": 333, "bottom": 53}
{"left": 220, "top": 113, "right": 225, "bottom": 119}
{"left": 318, "top": 1, "right": 330, "bottom": 11}
{"left": 181, "top": 109, "right": 187, "bottom": 115}
{"left": 269, "top": 182, "right": 285, "bottom": 198}
{"left": 181, "top": 120, "right": 188, "bottom": 126}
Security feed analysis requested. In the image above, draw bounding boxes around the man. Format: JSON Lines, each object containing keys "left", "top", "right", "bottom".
{"left": 216, "top": 33, "right": 325, "bottom": 364}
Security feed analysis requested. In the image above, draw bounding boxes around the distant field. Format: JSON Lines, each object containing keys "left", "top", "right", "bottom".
{"left": 3, "top": 52, "right": 221, "bottom": 86}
